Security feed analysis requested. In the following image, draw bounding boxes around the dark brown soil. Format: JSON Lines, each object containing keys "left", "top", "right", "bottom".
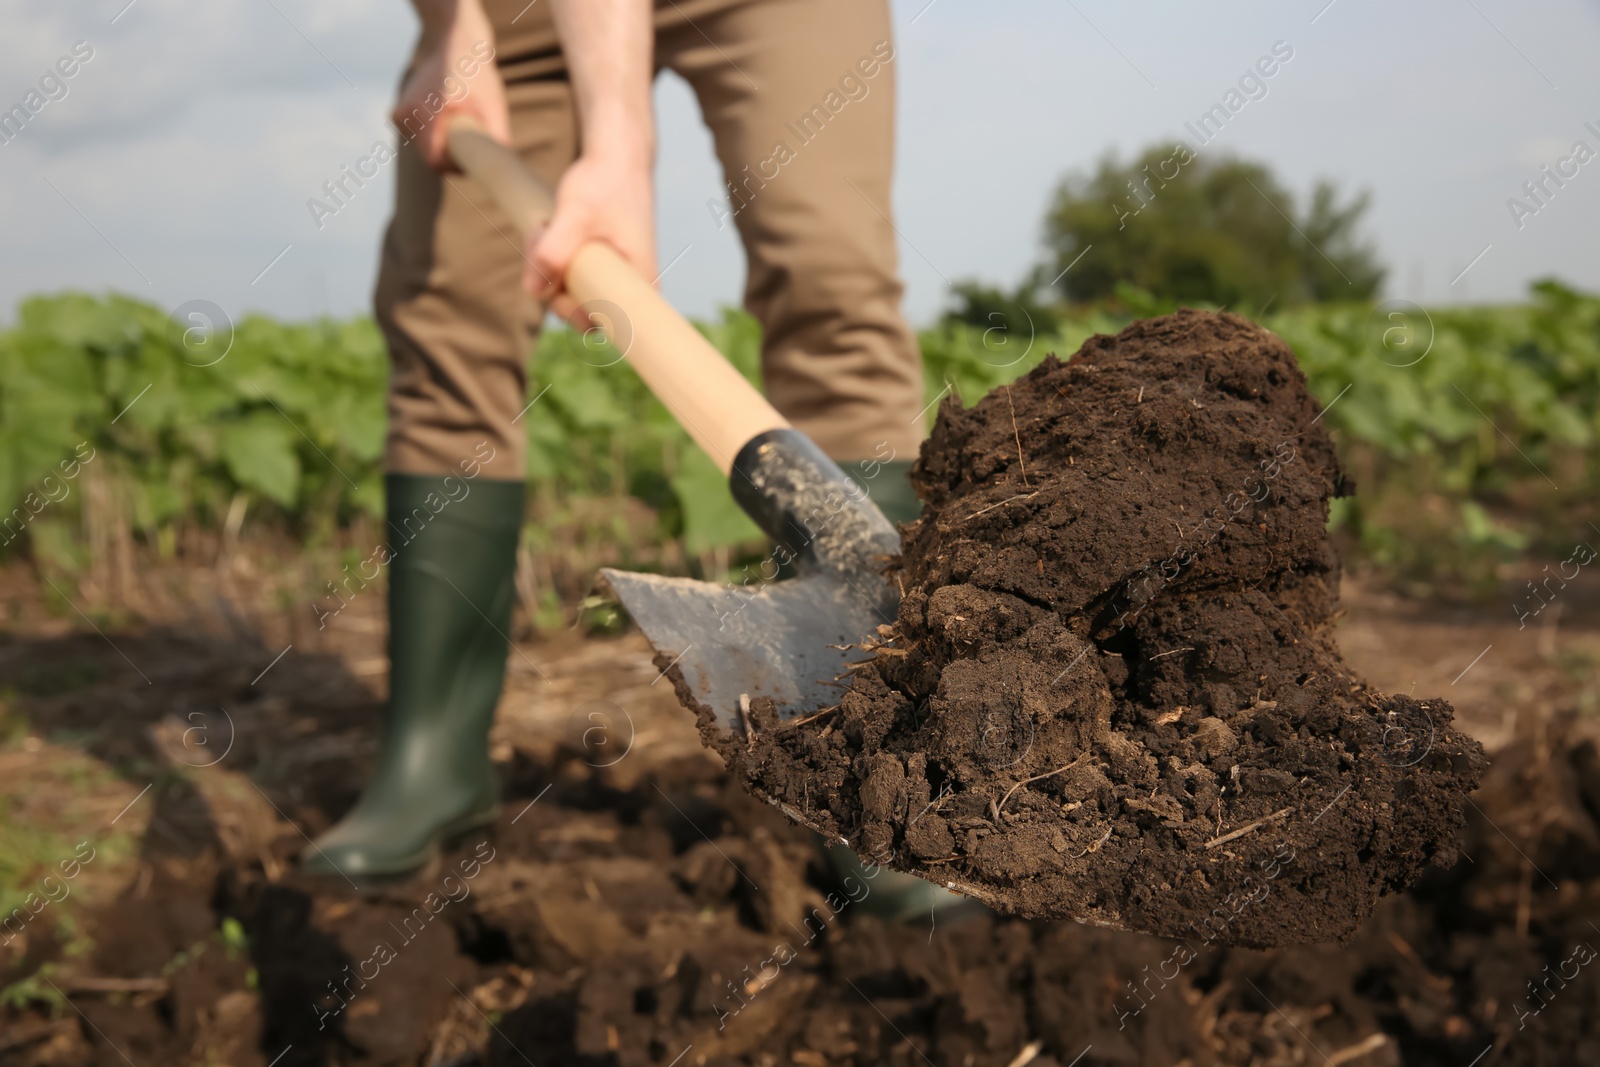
{"left": 9, "top": 674, "right": 1600, "bottom": 1067}
{"left": 1, "top": 568, "right": 1597, "bottom": 1066}
{"left": 700, "top": 310, "right": 1486, "bottom": 945}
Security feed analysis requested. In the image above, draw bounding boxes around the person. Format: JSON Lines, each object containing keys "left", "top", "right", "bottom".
{"left": 304, "top": 0, "right": 956, "bottom": 921}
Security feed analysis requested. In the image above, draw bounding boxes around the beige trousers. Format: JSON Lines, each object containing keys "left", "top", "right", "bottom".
{"left": 376, "top": 0, "right": 925, "bottom": 481}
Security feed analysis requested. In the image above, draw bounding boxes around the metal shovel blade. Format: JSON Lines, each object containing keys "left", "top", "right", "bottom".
{"left": 597, "top": 427, "right": 902, "bottom": 744}
{"left": 596, "top": 567, "right": 891, "bottom": 736}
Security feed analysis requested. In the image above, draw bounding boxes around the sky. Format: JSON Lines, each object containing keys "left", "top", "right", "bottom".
{"left": 1, "top": 0, "right": 1596, "bottom": 330}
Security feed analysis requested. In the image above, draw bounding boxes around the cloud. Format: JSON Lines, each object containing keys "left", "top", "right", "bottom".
{"left": 2, "top": 0, "right": 1597, "bottom": 328}
{"left": 0, "top": 0, "right": 407, "bottom": 154}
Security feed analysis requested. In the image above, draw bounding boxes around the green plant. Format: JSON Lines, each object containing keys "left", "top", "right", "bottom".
{"left": 1044, "top": 145, "right": 1385, "bottom": 308}
{"left": 1, "top": 283, "right": 1595, "bottom": 603}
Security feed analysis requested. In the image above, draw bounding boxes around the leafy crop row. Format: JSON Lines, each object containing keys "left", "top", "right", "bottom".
{"left": 1, "top": 283, "right": 1595, "bottom": 601}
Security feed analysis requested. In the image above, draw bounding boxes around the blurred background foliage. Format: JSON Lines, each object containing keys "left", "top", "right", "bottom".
{"left": 1041, "top": 145, "right": 1386, "bottom": 308}
{"left": 0, "top": 147, "right": 1595, "bottom": 624}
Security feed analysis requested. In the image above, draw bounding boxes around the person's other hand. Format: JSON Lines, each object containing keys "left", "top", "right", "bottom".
{"left": 527, "top": 152, "right": 657, "bottom": 322}
{"left": 392, "top": 0, "right": 510, "bottom": 171}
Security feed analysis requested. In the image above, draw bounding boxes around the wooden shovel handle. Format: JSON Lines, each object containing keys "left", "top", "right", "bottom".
{"left": 445, "top": 117, "right": 787, "bottom": 473}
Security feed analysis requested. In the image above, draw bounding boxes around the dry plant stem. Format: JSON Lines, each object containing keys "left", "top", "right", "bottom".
{"left": 1326, "top": 1034, "right": 1390, "bottom": 1065}
{"left": 60, "top": 976, "right": 170, "bottom": 994}
{"left": 1069, "top": 827, "right": 1113, "bottom": 859}
{"left": 1204, "top": 806, "right": 1295, "bottom": 849}
{"left": 1003, "top": 1040, "right": 1045, "bottom": 1067}
{"left": 993, "top": 753, "right": 1090, "bottom": 819}
{"left": 787, "top": 704, "right": 840, "bottom": 727}
{"left": 738, "top": 692, "right": 755, "bottom": 747}
{"left": 1006, "top": 384, "right": 1030, "bottom": 488}
{"left": 964, "top": 491, "right": 1039, "bottom": 522}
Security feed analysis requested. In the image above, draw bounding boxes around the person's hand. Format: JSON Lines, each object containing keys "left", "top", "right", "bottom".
{"left": 392, "top": 0, "right": 510, "bottom": 171}
{"left": 527, "top": 151, "right": 657, "bottom": 322}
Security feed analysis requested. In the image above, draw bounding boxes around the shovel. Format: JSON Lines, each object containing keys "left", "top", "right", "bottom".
{"left": 446, "top": 119, "right": 902, "bottom": 767}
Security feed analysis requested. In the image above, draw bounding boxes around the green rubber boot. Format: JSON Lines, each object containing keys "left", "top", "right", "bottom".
{"left": 301, "top": 474, "right": 524, "bottom": 880}
{"left": 827, "top": 460, "right": 988, "bottom": 923}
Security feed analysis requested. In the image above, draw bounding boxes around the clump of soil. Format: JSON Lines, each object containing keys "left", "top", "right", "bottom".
{"left": 704, "top": 310, "right": 1486, "bottom": 946}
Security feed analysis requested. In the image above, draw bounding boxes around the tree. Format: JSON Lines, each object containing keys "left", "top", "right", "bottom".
{"left": 940, "top": 269, "right": 1063, "bottom": 335}
{"left": 1043, "top": 145, "right": 1385, "bottom": 308}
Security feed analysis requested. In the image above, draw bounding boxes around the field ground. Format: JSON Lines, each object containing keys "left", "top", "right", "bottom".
{"left": 1, "top": 546, "right": 1599, "bottom": 1066}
